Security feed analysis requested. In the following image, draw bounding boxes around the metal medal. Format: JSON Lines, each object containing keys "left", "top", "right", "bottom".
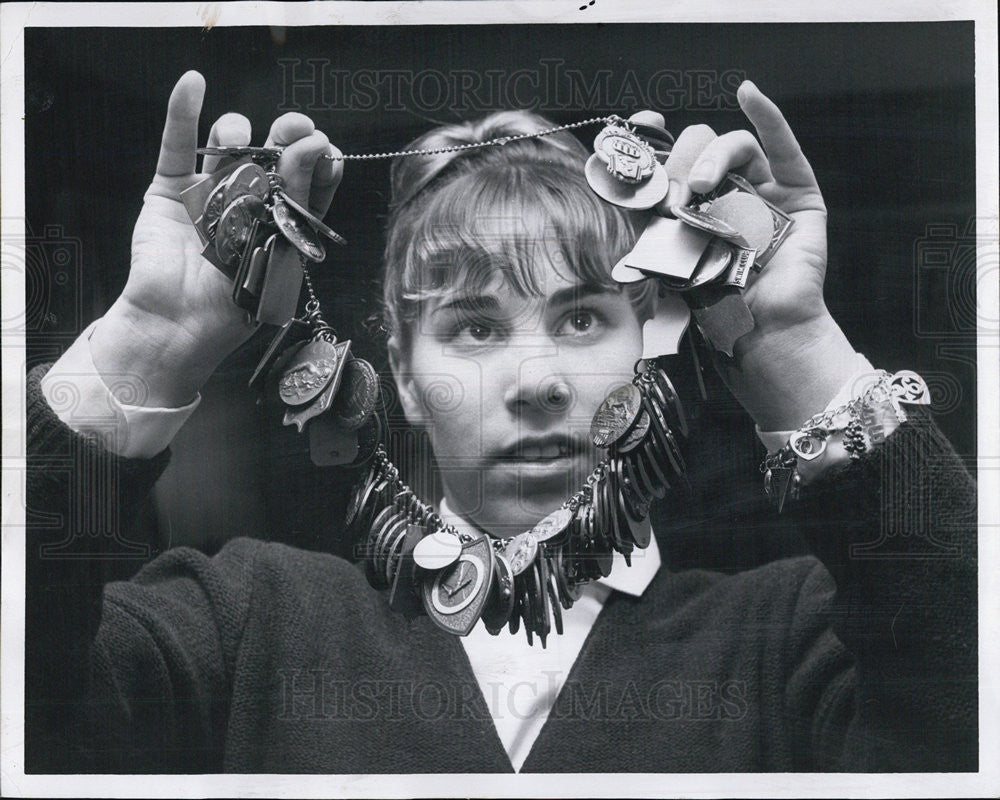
{"left": 422, "top": 533, "right": 494, "bottom": 636}
{"left": 593, "top": 125, "right": 659, "bottom": 184}
{"left": 590, "top": 383, "right": 642, "bottom": 448}
{"left": 586, "top": 500, "right": 614, "bottom": 578}
{"left": 350, "top": 412, "right": 382, "bottom": 467}
{"left": 535, "top": 554, "right": 552, "bottom": 647}
{"left": 388, "top": 524, "right": 427, "bottom": 619}
{"left": 230, "top": 218, "right": 262, "bottom": 305}
{"left": 412, "top": 529, "right": 463, "bottom": 570}
{"left": 616, "top": 409, "right": 650, "bottom": 454}
{"left": 670, "top": 205, "right": 741, "bottom": 240}
{"left": 330, "top": 358, "right": 380, "bottom": 431}
{"left": 345, "top": 461, "right": 379, "bottom": 530}
{"left": 625, "top": 447, "right": 658, "bottom": 502}
{"left": 545, "top": 559, "right": 564, "bottom": 636}
{"left": 282, "top": 340, "right": 351, "bottom": 431}
{"left": 364, "top": 506, "right": 396, "bottom": 588}
{"left": 635, "top": 439, "right": 670, "bottom": 498}
{"left": 276, "top": 189, "right": 347, "bottom": 246}
{"left": 706, "top": 191, "right": 774, "bottom": 255}
{"left": 197, "top": 145, "right": 283, "bottom": 161}
{"left": 308, "top": 414, "right": 361, "bottom": 466}
{"left": 642, "top": 392, "right": 684, "bottom": 479}
{"left": 482, "top": 552, "right": 516, "bottom": 636}
{"left": 234, "top": 242, "right": 269, "bottom": 313}
{"left": 504, "top": 532, "right": 539, "bottom": 577}
{"left": 278, "top": 339, "right": 344, "bottom": 406}
{"left": 181, "top": 156, "right": 252, "bottom": 241}
{"left": 223, "top": 163, "right": 269, "bottom": 207}
{"left": 528, "top": 507, "right": 573, "bottom": 544}
{"left": 255, "top": 236, "right": 305, "bottom": 326}
{"left": 249, "top": 317, "right": 312, "bottom": 392}
{"left": 653, "top": 366, "right": 689, "bottom": 438}
{"left": 685, "top": 238, "right": 735, "bottom": 289}
{"left": 216, "top": 195, "right": 268, "bottom": 269}
{"left": 272, "top": 195, "right": 326, "bottom": 262}
{"left": 890, "top": 370, "right": 931, "bottom": 407}
{"left": 789, "top": 429, "right": 828, "bottom": 462}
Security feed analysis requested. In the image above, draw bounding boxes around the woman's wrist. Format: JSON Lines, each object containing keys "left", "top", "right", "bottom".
{"left": 722, "top": 312, "right": 859, "bottom": 431}
{"left": 89, "top": 298, "right": 228, "bottom": 408}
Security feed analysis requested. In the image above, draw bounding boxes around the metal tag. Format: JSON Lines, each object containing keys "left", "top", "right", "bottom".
{"left": 282, "top": 340, "right": 351, "bottom": 432}
{"left": 422, "top": 533, "right": 494, "bottom": 636}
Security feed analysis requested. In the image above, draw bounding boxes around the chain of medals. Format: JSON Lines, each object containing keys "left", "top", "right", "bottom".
{"left": 179, "top": 111, "right": 791, "bottom": 644}
{"left": 344, "top": 356, "right": 689, "bottom": 644}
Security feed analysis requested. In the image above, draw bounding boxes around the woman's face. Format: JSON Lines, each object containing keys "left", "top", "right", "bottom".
{"left": 391, "top": 256, "right": 643, "bottom": 538}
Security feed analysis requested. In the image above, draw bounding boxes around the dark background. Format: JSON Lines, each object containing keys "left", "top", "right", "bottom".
{"left": 24, "top": 22, "right": 977, "bottom": 571}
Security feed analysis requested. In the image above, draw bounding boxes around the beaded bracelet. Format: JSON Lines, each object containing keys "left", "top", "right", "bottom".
{"left": 760, "top": 369, "right": 930, "bottom": 512}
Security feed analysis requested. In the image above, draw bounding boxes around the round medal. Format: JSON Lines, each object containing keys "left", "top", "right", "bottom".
{"left": 528, "top": 507, "right": 573, "bottom": 543}
{"left": 331, "top": 358, "right": 380, "bottom": 431}
{"left": 593, "top": 125, "right": 658, "bottom": 184}
{"left": 412, "top": 530, "right": 463, "bottom": 570}
{"left": 215, "top": 194, "right": 267, "bottom": 267}
{"left": 223, "top": 163, "right": 269, "bottom": 207}
{"left": 272, "top": 196, "right": 326, "bottom": 262}
{"left": 590, "top": 383, "right": 642, "bottom": 447}
{"left": 504, "top": 532, "right": 539, "bottom": 576}
{"left": 278, "top": 339, "right": 342, "bottom": 406}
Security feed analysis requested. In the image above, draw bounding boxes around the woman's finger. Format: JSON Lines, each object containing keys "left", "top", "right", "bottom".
{"left": 737, "top": 80, "right": 819, "bottom": 189}
{"left": 263, "top": 111, "right": 315, "bottom": 148}
{"left": 202, "top": 112, "right": 252, "bottom": 174}
{"left": 687, "top": 129, "right": 775, "bottom": 195}
{"left": 276, "top": 130, "right": 330, "bottom": 211}
{"left": 309, "top": 142, "right": 344, "bottom": 218}
{"left": 155, "top": 71, "right": 206, "bottom": 178}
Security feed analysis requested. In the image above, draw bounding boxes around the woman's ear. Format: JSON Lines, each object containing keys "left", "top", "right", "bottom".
{"left": 387, "top": 334, "right": 426, "bottom": 427}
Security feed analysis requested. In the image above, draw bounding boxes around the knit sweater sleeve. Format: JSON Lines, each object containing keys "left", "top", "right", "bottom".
{"left": 779, "top": 407, "right": 977, "bottom": 771}
{"left": 24, "top": 362, "right": 172, "bottom": 771}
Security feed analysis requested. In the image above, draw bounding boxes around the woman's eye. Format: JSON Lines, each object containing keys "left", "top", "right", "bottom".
{"left": 556, "top": 308, "right": 603, "bottom": 338}
{"left": 467, "top": 323, "right": 493, "bottom": 341}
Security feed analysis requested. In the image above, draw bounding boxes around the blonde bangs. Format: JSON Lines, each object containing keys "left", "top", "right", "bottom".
{"left": 384, "top": 161, "right": 645, "bottom": 340}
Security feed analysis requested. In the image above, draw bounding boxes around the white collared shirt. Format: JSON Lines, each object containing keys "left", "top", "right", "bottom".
{"left": 439, "top": 498, "right": 660, "bottom": 771}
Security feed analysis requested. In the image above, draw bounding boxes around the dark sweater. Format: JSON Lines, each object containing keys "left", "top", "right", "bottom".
{"left": 24, "top": 363, "right": 977, "bottom": 773}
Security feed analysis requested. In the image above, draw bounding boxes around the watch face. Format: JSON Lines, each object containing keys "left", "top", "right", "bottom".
{"left": 430, "top": 554, "right": 486, "bottom": 615}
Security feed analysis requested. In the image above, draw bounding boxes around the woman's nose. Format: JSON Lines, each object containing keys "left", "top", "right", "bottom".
{"left": 502, "top": 368, "right": 575, "bottom": 417}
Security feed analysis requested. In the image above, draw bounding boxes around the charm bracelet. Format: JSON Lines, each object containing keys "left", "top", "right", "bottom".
{"left": 185, "top": 111, "right": 791, "bottom": 643}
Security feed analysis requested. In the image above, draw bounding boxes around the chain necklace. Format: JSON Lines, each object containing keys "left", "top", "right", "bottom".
{"left": 187, "top": 112, "right": 694, "bottom": 644}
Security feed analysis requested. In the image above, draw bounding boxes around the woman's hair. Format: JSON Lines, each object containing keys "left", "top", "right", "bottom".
{"left": 381, "top": 110, "right": 653, "bottom": 349}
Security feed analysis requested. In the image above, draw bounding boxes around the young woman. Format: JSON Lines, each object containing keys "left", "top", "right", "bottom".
{"left": 26, "top": 71, "right": 976, "bottom": 773}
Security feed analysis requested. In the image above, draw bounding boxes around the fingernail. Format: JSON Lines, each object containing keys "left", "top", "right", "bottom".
{"left": 689, "top": 160, "right": 715, "bottom": 184}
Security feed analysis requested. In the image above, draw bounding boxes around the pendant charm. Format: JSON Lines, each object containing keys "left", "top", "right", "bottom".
{"left": 527, "top": 507, "right": 573, "bottom": 544}
{"left": 591, "top": 383, "right": 642, "bottom": 448}
{"left": 272, "top": 194, "right": 326, "bottom": 262}
{"left": 890, "top": 370, "right": 931, "bottom": 406}
{"left": 278, "top": 338, "right": 345, "bottom": 406}
{"left": 594, "top": 124, "right": 659, "bottom": 184}
{"left": 503, "top": 532, "right": 539, "bottom": 576}
{"left": 330, "top": 358, "right": 380, "bottom": 431}
{"left": 789, "top": 429, "right": 828, "bottom": 461}
{"left": 412, "top": 529, "right": 463, "bottom": 570}
{"left": 281, "top": 339, "right": 352, "bottom": 431}
{"left": 422, "top": 533, "right": 494, "bottom": 636}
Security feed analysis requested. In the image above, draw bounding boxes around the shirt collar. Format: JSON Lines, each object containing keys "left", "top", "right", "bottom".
{"left": 437, "top": 497, "right": 661, "bottom": 598}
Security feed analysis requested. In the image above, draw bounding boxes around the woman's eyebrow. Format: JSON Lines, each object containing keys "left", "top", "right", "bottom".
{"left": 431, "top": 294, "right": 502, "bottom": 318}
{"left": 546, "top": 284, "right": 608, "bottom": 310}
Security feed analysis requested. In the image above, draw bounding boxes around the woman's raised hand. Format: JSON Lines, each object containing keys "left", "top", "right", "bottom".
{"left": 89, "top": 71, "right": 342, "bottom": 407}
{"left": 670, "top": 81, "right": 859, "bottom": 430}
